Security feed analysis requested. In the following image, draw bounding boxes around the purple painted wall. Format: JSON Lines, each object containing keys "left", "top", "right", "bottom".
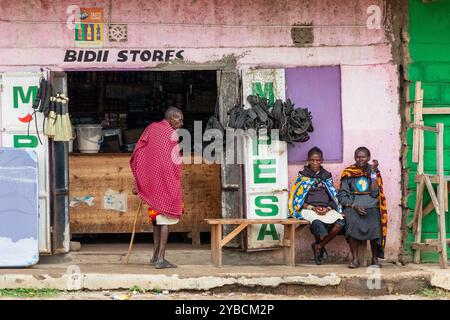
{"left": 286, "top": 66, "right": 342, "bottom": 163}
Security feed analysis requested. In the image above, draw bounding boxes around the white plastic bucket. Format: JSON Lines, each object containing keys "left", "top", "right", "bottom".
{"left": 76, "top": 124, "right": 103, "bottom": 153}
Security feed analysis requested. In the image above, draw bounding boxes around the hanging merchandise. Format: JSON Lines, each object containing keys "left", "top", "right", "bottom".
{"left": 44, "top": 96, "right": 57, "bottom": 138}
{"left": 29, "top": 72, "right": 52, "bottom": 144}
{"left": 61, "top": 97, "right": 73, "bottom": 141}
{"left": 48, "top": 93, "right": 73, "bottom": 142}
{"left": 228, "top": 95, "right": 314, "bottom": 144}
{"left": 205, "top": 71, "right": 224, "bottom": 135}
{"left": 54, "top": 96, "right": 65, "bottom": 141}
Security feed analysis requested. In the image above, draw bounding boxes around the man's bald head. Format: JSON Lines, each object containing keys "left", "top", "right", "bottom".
{"left": 164, "top": 107, "right": 183, "bottom": 121}
{"left": 165, "top": 107, "right": 184, "bottom": 129}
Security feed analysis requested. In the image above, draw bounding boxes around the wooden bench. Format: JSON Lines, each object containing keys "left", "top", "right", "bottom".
{"left": 205, "top": 219, "right": 309, "bottom": 267}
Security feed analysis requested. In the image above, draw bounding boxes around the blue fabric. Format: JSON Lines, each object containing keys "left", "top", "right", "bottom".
{"left": 288, "top": 175, "right": 342, "bottom": 219}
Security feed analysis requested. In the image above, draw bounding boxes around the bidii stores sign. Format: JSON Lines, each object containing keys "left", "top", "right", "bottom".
{"left": 63, "top": 49, "right": 185, "bottom": 63}
{"left": 242, "top": 69, "right": 289, "bottom": 249}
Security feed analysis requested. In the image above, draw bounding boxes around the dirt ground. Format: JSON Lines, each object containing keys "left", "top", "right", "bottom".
{"left": 0, "top": 290, "right": 448, "bottom": 300}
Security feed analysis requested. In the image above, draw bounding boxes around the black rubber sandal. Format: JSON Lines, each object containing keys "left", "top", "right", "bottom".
{"left": 155, "top": 260, "right": 178, "bottom": 269}
{"left": 320, "top": 247, "right": 328, "bottom": 260}
{"left": 348, "top": 261, "right": 360, "bottom": 269}
{"left": 311, "top": 243, "right": 322, "bottom": 265}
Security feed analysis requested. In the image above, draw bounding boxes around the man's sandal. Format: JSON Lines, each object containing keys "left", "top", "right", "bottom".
{"left": 348, "top": 261, "right": 360, "bottom": 269}
{"left": 155, "top": 260, "right": 178, "bottom": 269}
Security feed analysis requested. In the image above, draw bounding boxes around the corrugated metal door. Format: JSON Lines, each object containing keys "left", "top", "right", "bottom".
{"left": 0, "top": 71, "right": 52, "bottom": 254}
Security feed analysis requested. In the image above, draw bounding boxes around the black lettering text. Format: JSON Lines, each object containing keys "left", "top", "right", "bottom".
{"left": 130, "top": 50, "right": 140, "bottom": 62}
{"left": 77, "top": 50, "right": 84, "bottom": 62}
{"left": 141, "top": 50, "right": 152, "bottom": 62}
{"left": 103, "top": 50, "right": 109, "bottom": 62}
{"left": 117, "top": 50, "right": 128, "bottom": 62}
{"left": 96, "top": 50, "right": 103, "bottom": 62}
{"left": 84, "top": 51, "right": 96, "bottom": 62}
{"left": 64, "top": 50, "right": 77, "bottom": 62}
{"left": 152, "top": 50, "right": 164, "bottom": 62}
{"left": 165, "top": 50, "right": 175, "bottom": 61}
{"left": 176, "top": 50, "right": 184, "bottom": 60}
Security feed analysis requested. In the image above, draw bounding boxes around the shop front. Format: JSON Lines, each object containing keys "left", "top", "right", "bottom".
{"left": 0, "top": 0, "right": 403, "bottom": 264}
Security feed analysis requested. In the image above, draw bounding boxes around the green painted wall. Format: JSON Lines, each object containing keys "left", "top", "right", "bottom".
{"left": 406, "top": 0, "right": 450, "bottom": 262}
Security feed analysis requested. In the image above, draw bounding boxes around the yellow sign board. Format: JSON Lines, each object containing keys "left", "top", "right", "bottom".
{"left": 75, "top": 8, "right": 104, "bottom": 47}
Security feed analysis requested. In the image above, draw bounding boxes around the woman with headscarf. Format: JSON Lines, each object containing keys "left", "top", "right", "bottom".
{"left": 338, "top": 146, "right": 388, "bottom": 269}
{"left": 289, "top": 147, "right": 345, "bottom": 265}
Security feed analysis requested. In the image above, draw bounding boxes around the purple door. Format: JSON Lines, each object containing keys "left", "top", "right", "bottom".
{"left": 285, "top": 66, "right": 343, "bottom": 162}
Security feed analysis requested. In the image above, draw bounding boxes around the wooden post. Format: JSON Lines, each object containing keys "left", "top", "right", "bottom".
{"left": 357, "top": 241, "right": 370, "bottom": 267}
{"left": 210, "top": 224, "right": 218, "bottom": 266}
{"left": 413, "top": 82, "right": 423, "bottom": 163}
{"left": 414, "top": 176, "right": 425, "bottom": 263}
{"left": 418, "top": 121, "right": 424, "bottom": 174}
{"left": 283, "top": 224, "right": 296, "bottom": 266}
{"left": 436, "top": 123, "right": 448, "bottom": 269}
{"left": 414, "top": 121, "right": 425, "bottom": 263}
{"left": 211, "top": 224, "right": 223, "bottom": 267}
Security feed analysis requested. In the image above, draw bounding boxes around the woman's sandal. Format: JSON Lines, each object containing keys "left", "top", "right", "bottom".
{"left": 320, "top": 247, "right": 328, "bottom": 260}
{"left": 348, "top": 261, "right": 360, "bottom": 269}
{"left": 311, "top": 243, "right": 322, "bottom": 265}
{"left": 155, "top": 260, "right": 178, "bottom": 269}
{"left": 150, "top": 257, "right": 157, "bottom": 266}
{"left": 369, "top": 261, "right": 382, "bottom": 268}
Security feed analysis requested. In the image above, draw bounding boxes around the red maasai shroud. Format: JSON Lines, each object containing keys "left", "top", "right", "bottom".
{"left": 130, "top": 120, "right": 183, "bottom": 218}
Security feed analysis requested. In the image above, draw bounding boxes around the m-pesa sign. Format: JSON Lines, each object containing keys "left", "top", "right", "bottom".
{"left": 0, "top": 72, "right": 51, "bottom": 253}
{"left": 243, "top": 134, "right": 289, "bottom": 249}
{"left": 242, "top": 69, "right": 288, "bottom": 249}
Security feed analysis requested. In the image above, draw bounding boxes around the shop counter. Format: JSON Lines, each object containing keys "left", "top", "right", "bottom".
{"left": 69, "top": 153, "right": 221, "bottom": 245}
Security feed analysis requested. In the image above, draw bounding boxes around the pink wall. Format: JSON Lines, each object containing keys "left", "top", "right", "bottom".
{"left": 0, "top": 0, "right": 401, "bottom": 261}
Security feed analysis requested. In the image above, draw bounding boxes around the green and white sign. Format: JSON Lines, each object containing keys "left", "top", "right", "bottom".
{"left": 0, "top": 72, "right": 51, "bottom": 253}
{"left": 242, "top": 69, "right": 288, "bottom": 249}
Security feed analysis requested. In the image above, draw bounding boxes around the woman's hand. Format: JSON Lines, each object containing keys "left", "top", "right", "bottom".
{"left": 352, "top": 205, "right": 367, "bottom": 216}
{"left": 371, "top": 159, "right": 379, "bottom": 172}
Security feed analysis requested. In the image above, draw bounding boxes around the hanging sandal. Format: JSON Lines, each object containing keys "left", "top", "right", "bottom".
{"left": 155, "top": 260, "right": 177, "bottom": 269}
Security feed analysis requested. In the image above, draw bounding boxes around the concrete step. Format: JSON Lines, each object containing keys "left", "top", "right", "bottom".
{"left": 0, "top": 263, "right": 440, "bottom": 296}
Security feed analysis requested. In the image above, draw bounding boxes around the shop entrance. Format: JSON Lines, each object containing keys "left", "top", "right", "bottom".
{"left": 66, "top": 70, "right": 222, "bottom": 249}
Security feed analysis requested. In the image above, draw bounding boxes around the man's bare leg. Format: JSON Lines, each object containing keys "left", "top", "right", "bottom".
{"left": 151, "top": 224, "right": 161, "bottom": 264}
{"left": 155, "top": 225, "right": 177, "bottom": 268}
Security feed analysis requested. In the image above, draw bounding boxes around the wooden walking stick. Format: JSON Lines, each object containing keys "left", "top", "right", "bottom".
{"left": 125, "top": 199, "right": 142, "bottom": 264}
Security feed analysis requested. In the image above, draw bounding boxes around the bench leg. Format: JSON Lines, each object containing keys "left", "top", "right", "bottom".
{"left": 284, "top": 224, "right": 296, "bottom": 266}
{"left": 211, "top": 224, "right": 222, "bottom": 267}
{"left": 358, "top": 241, "right": 370, "bottom": 267}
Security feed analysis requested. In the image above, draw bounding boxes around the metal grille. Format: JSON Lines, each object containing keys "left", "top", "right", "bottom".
{"left": 108, "top": 24, "right": 128, "bottom": 42}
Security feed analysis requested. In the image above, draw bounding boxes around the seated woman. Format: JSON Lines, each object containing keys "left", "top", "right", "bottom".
{"left": 289, "top": 147, "right": 345, "bottom": 265}
{"left": 338, "top": 146, "right": 388, "bottom": 269}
